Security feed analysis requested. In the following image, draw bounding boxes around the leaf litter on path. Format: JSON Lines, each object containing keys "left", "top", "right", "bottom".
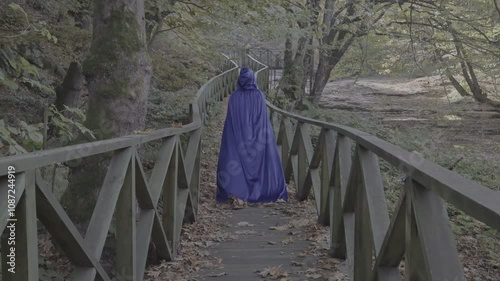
{"left": 144, "top": 99, "right": 349, "bottom": 280}
{"left": 256, "top": 265, "right": 289, "bottom": 279}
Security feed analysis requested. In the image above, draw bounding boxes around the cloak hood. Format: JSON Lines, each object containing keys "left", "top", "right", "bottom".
{"left": 237, "top": 67, "right": 258, "bottom": 90}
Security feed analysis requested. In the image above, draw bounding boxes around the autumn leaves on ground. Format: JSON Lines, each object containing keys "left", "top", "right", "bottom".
{"left": 144, "top": 100, "right": 348, "bottom": 281}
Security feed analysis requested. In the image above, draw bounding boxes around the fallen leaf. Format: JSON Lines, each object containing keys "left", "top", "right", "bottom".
{"left": 290, "top": 219, "right": 309, "bottom": 228}
{"left": 207, "top": 272, "right": 227, "bottom": 277}
{"left": 306, "top": 273, "right": 323, "bottom": 279}
{"left": 194, "top": 241, "right": 215, "bottom": 248}
{"left": 269, "top": 224, "right": 289, "bottom": 231}
{"left": 257, "top": 265, "right": 288, "bottom": 279}
{"left": 235, "top": 230, "right": 257, "bottom": 235}
{"left": 236, "top": 221, "right": 255, "bottom": 227}
{"left": 328, "top": 272, "right": 349, "bottom": 280}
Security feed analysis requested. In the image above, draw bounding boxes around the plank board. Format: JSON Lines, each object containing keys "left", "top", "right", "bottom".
{"left": 197, "top": 206, "right": 347, "bottom": 281}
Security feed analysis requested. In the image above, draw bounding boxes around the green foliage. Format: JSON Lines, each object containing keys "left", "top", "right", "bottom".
{"left": 21, "top": 77, "right": 55, "bottom": 94}
{"left": 49, "top": 105, "right": 96, "bottom": 141}
{"left": 149, "top": 29, "right": 215, "bottom": 92}
{"left": 146, "top": 0, "right": 287, "bottom": 56}
{"left": 289, "top": 1, "right": 500, "bottom": 105}
{"left": 0, "top": 3, "right": 57, "bottom": 94}
{"left": 147, "top": 86, "right": 194, "bottom": 128}
{"left": 1, "top": 3, "right": 58, "bottom": 44}
{"left": 152, "top": 55, "right": 193, "bottom": 91}
{"left": 454, "top": 155, "right": 500, "bottom": 191}
{"left": 0, "top": 67, "right": 18, "bottom": 90}
{"left": 0, "top": 105, "right": 94, "bottom": 156}
{"left": 0, "top": 119, "right": 42, "bottom": 156}
{"left": 280, "top": 64, "right": 304, "bottom": 100}
{"left": 357, "top": 0, "right": 500, "bottom": 100}
{"left": 49, "top": 25, "right": 91, "bottom": 62}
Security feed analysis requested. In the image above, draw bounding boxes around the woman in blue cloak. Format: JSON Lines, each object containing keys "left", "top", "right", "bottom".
{"left": 216, "top": 67, "right": 288, "bottom": 204}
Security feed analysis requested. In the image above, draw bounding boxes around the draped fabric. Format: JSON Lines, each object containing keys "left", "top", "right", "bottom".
{"left": 216, "top": 68, "right": 287, "bottom": 203}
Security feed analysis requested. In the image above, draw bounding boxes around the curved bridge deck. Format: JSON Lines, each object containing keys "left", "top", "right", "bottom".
{"left": 198, "top": 205, "right": 341, "bottom": 280}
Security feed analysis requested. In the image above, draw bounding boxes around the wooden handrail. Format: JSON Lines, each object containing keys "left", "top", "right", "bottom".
{"left": 244, "top": 52, "right": 500, "bottom": 280}
{"left": 0, "top": 56, "right": 239, "bottom": 281}
{"left": 0, "top": 62, "right": 238, "bottom": 176}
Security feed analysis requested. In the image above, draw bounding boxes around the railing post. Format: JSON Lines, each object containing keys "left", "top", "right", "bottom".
{"left": 297, "top": 123, "right": 315, "bottom": 202}
{"left": 330, "top": 134, "right": 353, "bottom": 259}
{"left": 405, "top": 178, "right": 424, "bottom": 280}
{"left": 353, "top": 161, "right": 371, "bottom": 281}
{"left": 116, "top": 149, "right": 137, "bottom": 281}
{"left": 2, "top": 171, "right": 38, "bottom": 281}
{"left": 285, "top": 122, "right": 305, "bottom": 196}
{"left": 319, "top": 130, "right": 335, "bottom": 225}
{"left": 276, "top": 117, "right": 292, "bottom": 182}
{"left": 369, "top": 189, "right": 406, "bottom": 280}
{"left": 405, "top": 178, "right": 465, "bottom": 280}
{"left": 163, "top": 138, "right": 179, "bottom": 255}
{"left": 185, "top": 129, "right": 202, "bottom": 218}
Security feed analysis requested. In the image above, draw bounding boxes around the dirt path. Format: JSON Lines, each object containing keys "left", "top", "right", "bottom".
{"left": 319, "top": 76, "right": 500, "bottom": 162}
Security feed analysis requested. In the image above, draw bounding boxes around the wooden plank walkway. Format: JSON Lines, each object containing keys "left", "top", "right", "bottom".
{"left": 196, "top": 204, "right": 348, "bottom": 281}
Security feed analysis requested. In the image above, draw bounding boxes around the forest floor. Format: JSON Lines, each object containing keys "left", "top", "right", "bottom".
{"left": 319, "top": 76, "right": 500, "bottom": 163}
{"left": 314, "top": 76, "right": 500, "bottom": 280}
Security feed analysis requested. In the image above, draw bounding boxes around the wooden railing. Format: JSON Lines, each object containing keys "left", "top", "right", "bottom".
{"left": 245, "top": 54, "right": 500, "bottom": 280}
{"left": 0, "top": 57, "right": 239, "bottom": 281}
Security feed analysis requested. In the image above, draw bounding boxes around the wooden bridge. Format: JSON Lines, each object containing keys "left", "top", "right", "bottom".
{"left": 0, "top": 52, "right": 499, "bottom": 281}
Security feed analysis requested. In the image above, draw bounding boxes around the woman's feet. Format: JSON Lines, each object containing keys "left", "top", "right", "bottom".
{"left": 231, "top": 196, "right": 247, "bottom": 209}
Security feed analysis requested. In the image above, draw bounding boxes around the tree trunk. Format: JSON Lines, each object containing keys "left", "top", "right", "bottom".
{"left": 302, "top": 0, "right": 320, "bottom": 94}
{"left": 434, "top": 48, "right": 470, "bottom": 98}
{"left": 323, "top": 0, "right": 336, "bottom": 34}
{"left": 54, "top": 62, "right": 83, "bottom": 115}
{"left": 62, "top": 0, "right": 152, "bottom": 221}
{"left": 450, "top": 31, "right": 488, "bottom": 102}
{"left": 284, "top": 34, "right": 294, "bottom": 71}
{"left": 302, "top": 37, "right": 314, "bottom": 94}
{"left": 311, "top": 1, "right": 356, "bottom": 97}
{"left": 84, "top": 0, "right": 151, "bottom": 138}
{"left": 281, "top": 35, "right": 308, "bottom": 100}
{"left": 309, "top": 0, "right": 390, "bottom": 97}
{"left": 280, "top": 0, "right": 321, "bottom": 102}
{"left": 311, "top": 34, "right": 355, "bottom": 96}
{"left": 311, "top": 52, "right": 329, "bottom": 96}
{"left": 446, "top": 73, "right": 470, "bottom": 97}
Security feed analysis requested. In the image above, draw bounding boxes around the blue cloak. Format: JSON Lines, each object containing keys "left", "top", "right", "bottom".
{"left": 216, "top": 68, "right": 288, "bottom": 203}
